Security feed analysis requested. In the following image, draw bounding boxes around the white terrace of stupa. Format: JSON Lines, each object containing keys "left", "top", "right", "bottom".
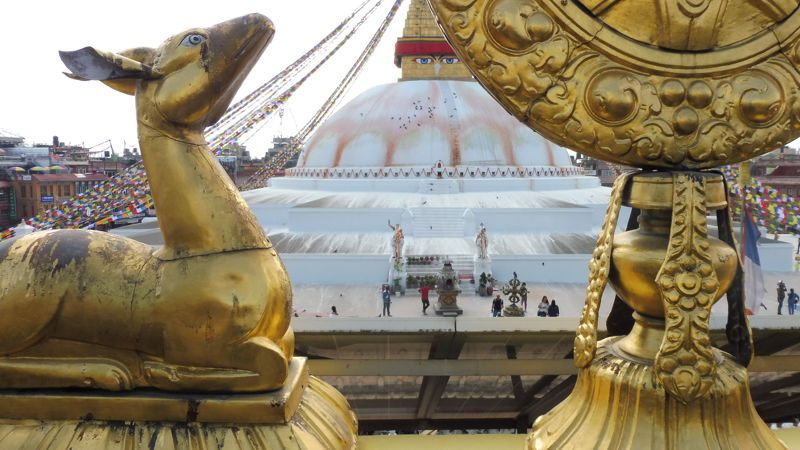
{"left": 244, "top": 77, "right": 612, "bottom": 286}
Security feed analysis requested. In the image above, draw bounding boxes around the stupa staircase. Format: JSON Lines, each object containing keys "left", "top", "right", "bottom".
{"left": 409, "top": 207, "right": 466, "bottom": 237}
{"left": 405, "top": 254, "right": 475, "bottom": 282}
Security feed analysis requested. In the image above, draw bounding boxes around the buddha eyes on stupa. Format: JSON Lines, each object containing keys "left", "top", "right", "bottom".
{"left": 441, "top": 57, "right": 459, "bottom": 64}
{"left": 415, "top": 57, "right": 433, "bottom": 64}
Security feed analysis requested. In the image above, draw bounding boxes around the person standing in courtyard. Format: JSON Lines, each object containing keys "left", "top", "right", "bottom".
{"left": 547, "top": 299, "right": 560, "bottom": 317}
{"left": 777, "top": 280, "right": 787, "bottom": 315}
{"left": 419, "top": 284, "right": 431, "bottom": 315}
{"left": 537, "top": 296, "right": 549, "bottom": 317}
{"left": 382, "top": 285, "right": 392, "bottom": 317}
{"left": 520, "top": 282, "right": 528, "bottom": 312}
{"left": 492, "top": 294, "right": 503, "bottom": 317}
{"left": 789, "top": 288, "right": 799, "bottom": 315}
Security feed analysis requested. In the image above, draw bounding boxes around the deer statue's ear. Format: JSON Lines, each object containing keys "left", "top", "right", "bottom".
{"left": 59, "top": 46, "right": 158, "bottom": 96}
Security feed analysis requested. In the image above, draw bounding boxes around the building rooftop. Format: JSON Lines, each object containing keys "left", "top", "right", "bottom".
{"left": 27, "top": 173, "right": 107, "bottom": 182}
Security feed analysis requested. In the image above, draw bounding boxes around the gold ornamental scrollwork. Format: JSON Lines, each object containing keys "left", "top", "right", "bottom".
{"left": 428, "top": 0, "right": 800, "bottom": 170}
{"left": 574, "top": 172, "right": 629, "bottom": 368}
{"left": 654, "top": 173, "right": 719, "bottom": 403}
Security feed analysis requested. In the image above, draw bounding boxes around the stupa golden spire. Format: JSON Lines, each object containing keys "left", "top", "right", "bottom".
{"left": 394, "top": 0, "right": 472, "bottom": 80}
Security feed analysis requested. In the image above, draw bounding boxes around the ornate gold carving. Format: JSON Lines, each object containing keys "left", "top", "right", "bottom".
{"left": 574, "top": 172, "right": 630, "bottom": 368}
{"left": 654, "top": 173, "right": 719, "bottom": 403}
{"left": 428, "top": 0, "right": 800, "bottom": 169}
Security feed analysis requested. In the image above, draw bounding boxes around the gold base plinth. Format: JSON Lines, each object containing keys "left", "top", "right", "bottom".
{"left": 0, "top": 357, "right": 314, "bottom": 424}
{"left": 528, "top": 337, "right": 786, "bottom": 450}
{"left": 503, "top": 304, "right": 525, "bottom": 317}
{"left": 0, "top": 359, "right": 357, "bottom": 449}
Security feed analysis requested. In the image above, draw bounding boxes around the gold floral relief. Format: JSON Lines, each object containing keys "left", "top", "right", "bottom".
{"left": 654, "top": 173, "right": 719, "bottom": 403}
{"left": 574, "top": 173, "right": 630, "bottom": 368}
{"left": 428, "top": 0, "right": 800, "bottom": 170}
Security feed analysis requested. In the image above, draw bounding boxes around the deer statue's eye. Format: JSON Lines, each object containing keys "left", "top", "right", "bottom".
{"left": 181, "top": 34, "right": 206, "bottom": 47}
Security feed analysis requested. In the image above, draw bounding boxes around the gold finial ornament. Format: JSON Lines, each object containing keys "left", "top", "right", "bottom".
{"left": 428, "top": 0, "right": 790, "bottom": 447}
{"left": 0, "top": 14, "right": 356, "bottom": 449}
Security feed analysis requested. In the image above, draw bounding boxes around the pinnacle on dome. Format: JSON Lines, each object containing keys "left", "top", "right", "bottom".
{"left": 394, "top": 0, "right": 472, "bottom": 81}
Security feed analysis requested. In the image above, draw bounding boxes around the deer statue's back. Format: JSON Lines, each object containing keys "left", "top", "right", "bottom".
{"left": 0, "top": 13, "right": 294, "bottom": 393}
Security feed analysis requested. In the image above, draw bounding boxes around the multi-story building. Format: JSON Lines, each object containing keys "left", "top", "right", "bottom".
{"left": 749, "top": 146, "right": 800, "bottom": 197}
{"left": 12, "top": 173, "right": 107, "bottom": 218}
{"left": 0, "top": 129, "right": 24, "bottom": 149}
{"left": 0, "top": 178, "right": 16, "bottom": 230}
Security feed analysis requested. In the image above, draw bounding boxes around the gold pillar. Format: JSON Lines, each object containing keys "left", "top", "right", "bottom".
{"left": 426, "top": 0, "right": 800, "bottom": 447}
{"left": 530, "top": 172, "right": 781, "bottom": 448}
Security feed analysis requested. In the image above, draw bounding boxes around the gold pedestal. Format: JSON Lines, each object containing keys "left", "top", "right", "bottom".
{"left": 529, "top": 316, "right": 786, "bottom": 449}
{"left": 0, "top": 358, "right": 357, "bottom": 449}
{"left": 531, "top": 172, "right": 785, "bottom": 449}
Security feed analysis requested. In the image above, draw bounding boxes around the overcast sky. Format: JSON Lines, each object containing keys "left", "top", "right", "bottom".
{"left": 0, "top": 0, "right": 407, "bottom": 157}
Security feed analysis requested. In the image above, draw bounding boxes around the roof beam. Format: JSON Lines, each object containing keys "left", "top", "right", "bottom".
{"left": 520, "top": 375, "right": 577, "bottom": 424}
{"left": 306, "top": 355, "right": 800, "bottom": 376}
{"left": 506, "top": 345, "right": 526, "bottom": 401}
{"left": 756, "top": 395, "right": 800, "bottom": 423}
{"left": 415, "top": 333, "right": 467, "bottom": 419}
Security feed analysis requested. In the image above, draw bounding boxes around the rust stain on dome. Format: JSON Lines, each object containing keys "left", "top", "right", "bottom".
{"left": 299, "top": 80, "right": 571, "bottom": 169}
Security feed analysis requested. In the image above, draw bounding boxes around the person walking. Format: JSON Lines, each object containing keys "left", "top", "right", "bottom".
{"left": 547, "top": 299, "right": 560, "bottom": 317}
{"left": 329, "top": 306, "right": 339, "bottom": 317}
{"left": 537, "top": 296, "right": 549, "bottom": 317}
{"left": 382, "top": 285, "right": 392, "bottom": 317}
{"left": 789, "top": 288, "right": 799, "bottom": 315}
{"left": 520, "top": 282, "right": 528, "bottom": 312}
{"left": 419, "top": 284, "right": 431, "bottom": 315}
{"left": 778, "top": 281, "right": 787, "bottom": 315}
{"left": 492, "top": 294, "right": 503, "bottom": 317}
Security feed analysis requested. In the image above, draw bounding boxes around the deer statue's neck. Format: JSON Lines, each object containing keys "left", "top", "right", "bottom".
{"left": 136, "top": 105, "right": 269, "bottom": 260}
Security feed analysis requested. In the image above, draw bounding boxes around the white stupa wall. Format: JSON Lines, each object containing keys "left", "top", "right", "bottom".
{"left": 473, "top": 209, "right": 596, "bottom": 235}
{"left": 278, "top": 254, "right": 592, "bottom": 285}
{"left": 491, "top": 255, "right": 590, "bottom": 283}
{"left": 759, "top": 242, "right": 794, "bottom": 272}
{"left": 251, "top": 205, "right": 616, "bottom": 236}
{"left": 286, "top": 208, "right": 406, "bottom": 233}
{"left": 282, "top": 254, "right": 391, "bottom": 285}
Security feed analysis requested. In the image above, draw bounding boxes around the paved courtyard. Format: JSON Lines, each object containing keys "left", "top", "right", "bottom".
{"left": 292, "top": 268, "right": 800, "bottom": 319}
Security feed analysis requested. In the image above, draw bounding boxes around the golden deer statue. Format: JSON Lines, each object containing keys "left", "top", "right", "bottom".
{"left": 0, "top": 13, "right": 294, "bottom": 393}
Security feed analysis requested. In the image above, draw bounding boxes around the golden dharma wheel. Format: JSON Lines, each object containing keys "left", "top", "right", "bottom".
{"left": 428, "top": 0, "right": 800, "bottom": 169}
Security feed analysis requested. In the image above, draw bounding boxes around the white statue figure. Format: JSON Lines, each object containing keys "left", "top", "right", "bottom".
{"left": 434, "top": 160, "right": 445, "bottom": 179}
{"left": 476, "top": 223, "right": 488, "bottom": 260}
{"left": 388, "top": 220, "right": 405, "bottom": 260}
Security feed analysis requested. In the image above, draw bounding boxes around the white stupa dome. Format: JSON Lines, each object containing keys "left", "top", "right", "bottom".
{"left": 296, "top": 80, "right": 572, "bottom": 169}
